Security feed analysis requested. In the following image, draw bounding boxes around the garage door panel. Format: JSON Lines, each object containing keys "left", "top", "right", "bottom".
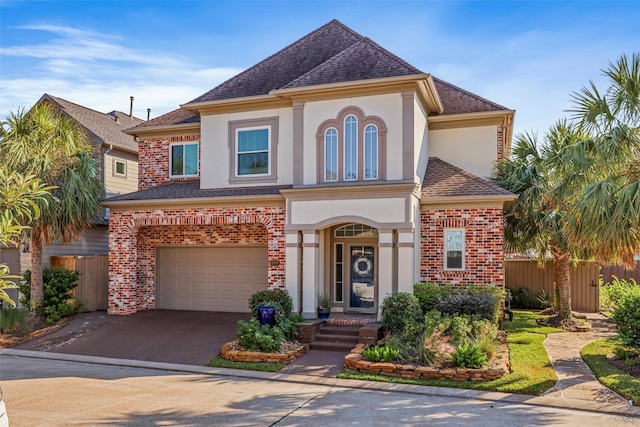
{"left": 156, "top": 247, "right": 267, "bottom": 312}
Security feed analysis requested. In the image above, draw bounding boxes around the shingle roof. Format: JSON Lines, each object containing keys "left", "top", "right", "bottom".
{"left": 132, "top": 20, "right": 511, "bottom": 131}
{"left": 42, "top": 94, "right": 143, "bottom": 152}
{"left": 105, "top": 180, "right": 291, "bottom": 202}
{"left": 422, "top": 157, "right": 514, "bottom": 198}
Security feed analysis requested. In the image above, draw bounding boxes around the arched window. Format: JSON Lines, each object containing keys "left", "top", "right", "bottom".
{"left": 364, "top": 124, "right": 378, "bottom": 180}
{"left": 324, "top": 128, "right": 338, "bottom": 181}
{"left": 344, "top": 116, "right": 358, "bottom": 180}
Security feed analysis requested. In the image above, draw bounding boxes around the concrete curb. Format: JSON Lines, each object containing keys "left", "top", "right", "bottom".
{"left": 2, "top": 348, "right": 639, "bottom": 418}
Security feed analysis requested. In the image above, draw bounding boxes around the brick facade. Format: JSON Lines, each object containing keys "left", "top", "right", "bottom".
{"left": 108, "top": 206, "right": 285, "bottom": 315}
{"left": 138, "top": 135, "right": 201, "bottom": 190}
{"left": 420, "top": 207, "right": 505, "bottom": 286}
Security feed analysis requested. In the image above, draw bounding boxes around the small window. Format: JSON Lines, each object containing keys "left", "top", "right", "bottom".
{"left": 114, "top": 160, "right": 126, "bottom": 177}
{"left": 335, "top": 224, "right": 378, "bottom": 238}
{"left": 170, "top": 142, "right": 198, "bottom": 177}
{"left": 324, "top": 128, "right": 338, "bottom": 181}
{"left": 237, "top": 127, "right": 269, "bottom": 176}
{"left": 444, "top": 229, "right": 465, "bottom": 270}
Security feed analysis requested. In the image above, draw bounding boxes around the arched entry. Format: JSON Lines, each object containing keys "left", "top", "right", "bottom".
{"left": 332, "top": 223, "right": 379, "bottom": 313}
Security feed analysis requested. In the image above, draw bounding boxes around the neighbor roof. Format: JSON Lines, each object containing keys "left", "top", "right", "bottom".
{"left": 41, "top": 94, "right": 143, "bottom": 152}
{"left": 421, "top": 157, "right": 514, "bottom": 198}
{"left": 134, "top": 19, "right": 509, "bottom": 131}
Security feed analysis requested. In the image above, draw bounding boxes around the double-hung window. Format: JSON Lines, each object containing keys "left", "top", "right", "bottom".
{"left": 237, "top": 127, "right": 270, "bottom": 176}
{"left": 444, "top": 229, "right": 465, "bottom": 270}
{"left": 170, "top": 142, "right": 198, "bottom": 177}
{"left": 229, "top": 117, "right": 278, "bottom": 183}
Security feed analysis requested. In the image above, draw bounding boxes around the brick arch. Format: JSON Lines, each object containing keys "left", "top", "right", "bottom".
{"left": 128, "top": 214, "right": 277, "bottom": 234}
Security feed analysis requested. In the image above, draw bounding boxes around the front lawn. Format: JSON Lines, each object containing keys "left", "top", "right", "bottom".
{"left": 338, "top": 309, "right": 563, "bottom": 395}
{"left": 582, "top": 338, "right": 640, "bottom": 405}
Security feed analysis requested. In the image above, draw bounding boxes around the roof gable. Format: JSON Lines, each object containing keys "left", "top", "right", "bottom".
{"left": 41, "top": 94, "right": 142, "bottom": 152}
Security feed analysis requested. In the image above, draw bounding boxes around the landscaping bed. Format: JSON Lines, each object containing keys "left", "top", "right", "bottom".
{"left": 221, "top": 340, "right": 308, "bottom": 364}
{"left": 344, "top": 340, "right": 509, "bottom": 381}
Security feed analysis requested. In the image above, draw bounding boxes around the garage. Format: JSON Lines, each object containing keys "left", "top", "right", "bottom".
{"left": 156, "top": 246, "right": 267, "bottom": 312}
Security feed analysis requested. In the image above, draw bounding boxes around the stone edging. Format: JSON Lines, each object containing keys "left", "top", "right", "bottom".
{"left": 344, "top": 343, "right": 509, "bottom": 382}
{"left": 0, "top": 317, "right": 71, "bottom": 348}
{"left": 221, "top": 342, "right": 309, "bottom": 364}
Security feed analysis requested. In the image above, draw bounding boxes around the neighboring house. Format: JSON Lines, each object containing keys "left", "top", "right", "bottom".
{"left": 1, "top": 95, "right": 141, "bottom": 300}
{"left": 104, "top": 20, "right": 516, "bottom": 318}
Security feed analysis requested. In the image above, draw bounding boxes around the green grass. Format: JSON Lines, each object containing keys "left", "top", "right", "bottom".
{"left": 582, "top": 338, "right": 640, "bottom": 405}
{"left": 338, "top": 309, "right": 563, "bottom": 395}
{"left": 206, "top": 355, "right": 286, "bottom": 372}
{"left": 0, "top": 307, "right": 29, "bottom": 333}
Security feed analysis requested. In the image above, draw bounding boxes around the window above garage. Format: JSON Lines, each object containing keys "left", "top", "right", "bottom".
{"left": 229, "top": 117, "right": 279, "bottom": 184}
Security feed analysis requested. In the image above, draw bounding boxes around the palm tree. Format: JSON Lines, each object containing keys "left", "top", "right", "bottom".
{"left": 568, "top": 53, "right": 640, "bottom": 268}
{"left": 0, "top": 168, "right": 53, "bottom": 306}
{"left": 492, "top": 120, "right": 592, "bottom": 320}
{"left": 0, "top": 104, "right": 103, "bottom": 312}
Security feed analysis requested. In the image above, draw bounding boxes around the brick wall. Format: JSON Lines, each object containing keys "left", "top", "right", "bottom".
{"left": 138, "top": 135, "right": 201, "bottom": 190}
{"left": 420, "top": 207, "right": 505, "bottom": 286}
{"left": 108, "top": 205, "right": 285, "bottom": 315}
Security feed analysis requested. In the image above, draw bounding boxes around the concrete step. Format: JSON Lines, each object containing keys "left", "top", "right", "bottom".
{"left": 309, "top": 340, "right": 356, "bottom": 352}
{"left": 313, "top": 333, "right": 359, "bottom": 344}
{"left": 319, "top": 325, "right": 361, "bottom": 336}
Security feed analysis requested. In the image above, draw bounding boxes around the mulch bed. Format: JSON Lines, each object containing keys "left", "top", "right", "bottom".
{"left": 607, "top": 354, "right": 640, "bottom": 380}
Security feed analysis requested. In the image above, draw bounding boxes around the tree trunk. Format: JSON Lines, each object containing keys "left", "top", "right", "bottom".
{"left": 553, "top": 251, "right": 572, "bottom": 320}
{"left": 30, "top": 232, "right": 44, "bottom": 313}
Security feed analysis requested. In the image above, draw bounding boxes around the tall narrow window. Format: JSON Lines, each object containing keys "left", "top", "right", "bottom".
{"left": 325, "top": 128, "right": 338, "bottom": 181}
{"left": 237, "top": 127, "right": 269, "bottom": 176}
{"left": 444, "top": 229, "right": 465, "bottom": 270}
{"left": 344, "top": 115, "right": 358, "bottom": 180}
{"left": 170, "top": 142, "right": 198, "bottom": 177}
{"left": 334, "top": 243, "right": 344, "bottom": 303}
{"left": 364, "top": 124, "right": 378, "bottom": 180}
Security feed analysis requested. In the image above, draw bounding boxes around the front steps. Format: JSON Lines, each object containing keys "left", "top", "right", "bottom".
{"left": 310, "top": 324, "right": 361, "bottom": 352}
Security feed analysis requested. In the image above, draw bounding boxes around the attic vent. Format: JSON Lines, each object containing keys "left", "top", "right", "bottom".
{"left": 114, "top": 115, "right": 120, "bottom": 123}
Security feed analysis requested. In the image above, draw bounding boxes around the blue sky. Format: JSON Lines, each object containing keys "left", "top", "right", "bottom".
{"left": 1, "top": 0, "right": 638, "bottom": 137}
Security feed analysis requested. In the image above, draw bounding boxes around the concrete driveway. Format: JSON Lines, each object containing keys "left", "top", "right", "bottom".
{"left": 13, "top": 310, "right": 250, "bottom": 365}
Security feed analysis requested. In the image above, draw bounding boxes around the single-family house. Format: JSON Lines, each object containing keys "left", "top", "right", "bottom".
{"left": 0, "top": 94, "right": 142, "bottom": 301}
{"left": 104, "top": 20, "right": 516, "bottom": 318}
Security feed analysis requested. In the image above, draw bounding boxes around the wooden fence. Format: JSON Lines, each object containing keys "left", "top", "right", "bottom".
{"left": 504, "top": 260, "right": 600, "bottom": 312}
{"left": 601, "top": 262, "right": 640, "bottom": 284}
{"left": 51, "top": 255, "right": 108, "bottom": 311}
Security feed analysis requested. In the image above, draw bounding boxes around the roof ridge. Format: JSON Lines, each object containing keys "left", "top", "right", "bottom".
{"left": 187, "top": 19, "right": 364, "bottom": 103}
{"left": 431, "top": 77, "right": 508, "bottom": 111}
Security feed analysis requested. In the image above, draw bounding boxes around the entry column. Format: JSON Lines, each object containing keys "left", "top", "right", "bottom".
{"left": 397, "top": 229, "right": 416, "bottom": 293}
{"left": 285, "top": 231, "right": 302, "bottom": 313}
{"left": 302, "top": 230, "right": 320, "bottom": 318}
{"left": 377, "top": 229, "right": 394, "bottom": 320}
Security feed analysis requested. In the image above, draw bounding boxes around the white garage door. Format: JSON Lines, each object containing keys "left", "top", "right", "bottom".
{"left": 156, "top": 246, "right": 267, "bottom": 312}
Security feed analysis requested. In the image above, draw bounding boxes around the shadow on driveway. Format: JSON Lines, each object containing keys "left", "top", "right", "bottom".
{"left": 13, "top": 310, "right": 249, "bottom": 366}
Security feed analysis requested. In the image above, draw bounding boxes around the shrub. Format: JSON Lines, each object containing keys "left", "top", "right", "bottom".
{"left": 536, "top": 289, "right": 553, "bottom": 309}
{"left": 450, "top": 344, "right": 488, "bottom": 368}
{"left": 362, "top": 345, "right": 399, "bottom": 362}
{"left": 601, "top": 277, "right": 639, "bottom": 312}
{"left": 508, "top": 287, "right": 535, "bottom": 309}
{"left": 435, "top": 293, "right": 499, "bottom": 322}
{"left": 413, "top": 283, "right": 453, "bottom": 313}
{"left": 248, "top": 289, "right": 293, "bottom": 319}
{"left": 0, "top": 307, "right": 29, "bottom": 333}
{"left": 381, "top": 292, "right": 423, "bottom": 335}
{"left": 612, "top": 293, "right": 640, "bottom": 351}
{"left": 236, "top": 318, "right": 284, "bottom": 353}
{"left": 20, "top": 268, "right": 82, "bottom": 324}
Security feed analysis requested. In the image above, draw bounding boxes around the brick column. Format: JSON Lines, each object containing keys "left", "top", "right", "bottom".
{"left": 108, "top": 212, "right": 138, "bottom": 315}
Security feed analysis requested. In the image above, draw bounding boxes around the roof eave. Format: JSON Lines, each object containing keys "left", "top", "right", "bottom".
{"left": 103, "top": 193, "right": 285, "bottom": 210}
{"left": 420, "top": 194, "right": 517, "bottom": 207}
{"left": 125, "top": 122, "right": 201, "bottom": 138}
{"left": 428, "top": 110, "right": 515, "bottom": 130}
{"left": 180, "top": 94, "right": 286, "bottom": 113}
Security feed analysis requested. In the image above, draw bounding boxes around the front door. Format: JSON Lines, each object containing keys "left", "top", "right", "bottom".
{"left": 349, "top": 245, "right": 375, "bottom": 311}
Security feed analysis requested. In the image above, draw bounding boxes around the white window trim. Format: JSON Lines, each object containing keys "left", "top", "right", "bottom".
{"left": 235, "top": 125, "right": 271, "bottom": 178}
{"left": 113, "top": 159, "right": 127, "bottom": 178}
{"left": 169, "top": 141, "right": 199, "bottom": 178}
{"left": 344, "top": 115, "right": 358, "bottom": 181}
{"left": 364, "top": 124, "right": 378, "bottom": 180}
{"left": 444, "top": 228, "right": 465, "bottom": 271}
{"left": 324, "top": 127, "right": 338, "bottom": 182}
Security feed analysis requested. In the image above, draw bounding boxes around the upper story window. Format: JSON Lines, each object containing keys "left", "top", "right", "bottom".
{"left": 113, "top": 159, "right": 127, "bottom": 178}
{"left": 444, "top": 229, "right": 465, "bottom": 270}
{"left": 316, "top": 106, "right": 386, "bottom": 184}
{"left": 170, "top": 142, "right": 198, "bottom": 177}
{"left": 229, "top": 117, "right": 278, "bottom": 184}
